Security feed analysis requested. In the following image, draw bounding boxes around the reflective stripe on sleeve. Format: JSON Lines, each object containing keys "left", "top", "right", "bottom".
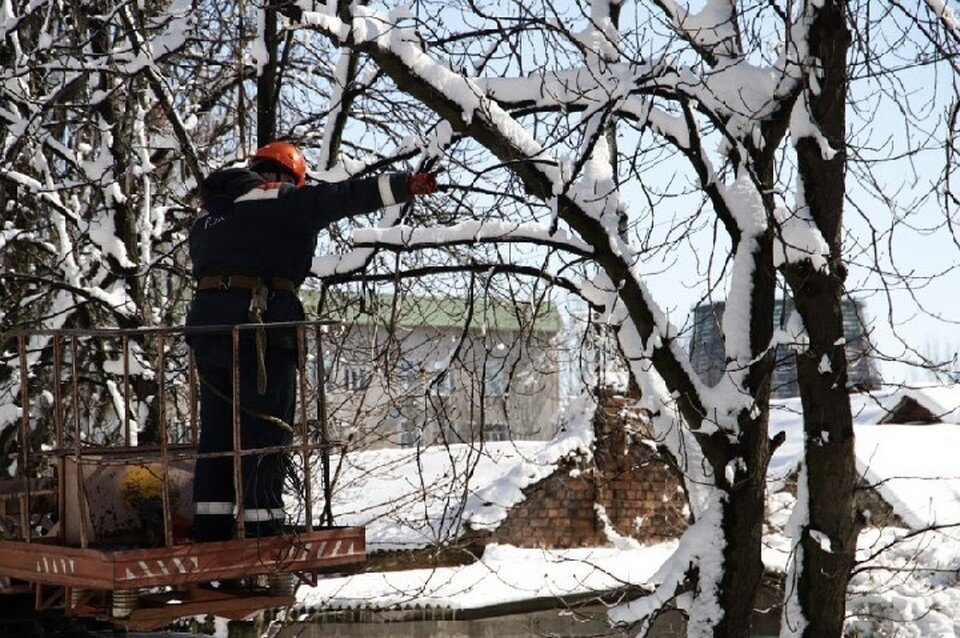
{"left": 378, "top": 175, "right": 396, "bottom": 207}
{"left": 195, "top": 501, "right": 234, "bottom": 515}
{"left": 234, "top": 185, "right": 282, "bottom": 202}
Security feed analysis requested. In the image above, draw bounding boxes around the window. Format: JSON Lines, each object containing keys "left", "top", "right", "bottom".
{"left": 429, "top": 363, "right": 454, "bottom": 397}
{"left": 397, "top": 417, "right": 421, "bottom": 448}
{"left": 343, "top": 367, "right": 369, "bottom": 391}
{"left": 484, "top": 422, "right": 509, "bottom": 442}
{"left": 484, "top": 360, "right": 507, "bottom": 396}
{"left": 395, "top": 361, "right": 421, "bottom": 393}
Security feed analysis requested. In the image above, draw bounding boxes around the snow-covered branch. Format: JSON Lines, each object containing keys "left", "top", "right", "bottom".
{"left": 921, "top": 0, "right": 960, "bottom": 36}
{"left": 353, "top": 220, "right": 594, "bottom": 257}
{"left": 648, "top": 0, "right": 741, "bottom": 65}
{"left": 299, "top": 5, "right": 710, "bottom": 431}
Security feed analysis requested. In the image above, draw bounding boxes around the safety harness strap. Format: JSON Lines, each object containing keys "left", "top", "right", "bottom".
{"left": 197, "top": 275, "right": 296, "bottom": 292}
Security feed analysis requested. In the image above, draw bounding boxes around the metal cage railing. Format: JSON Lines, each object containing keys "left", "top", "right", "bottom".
{"left": 5, "top": 320, "right": 342, "bottom": 549}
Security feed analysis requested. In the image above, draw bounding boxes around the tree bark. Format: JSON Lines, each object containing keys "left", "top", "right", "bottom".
{"left": 712, "top": 229, "right": 776, "bottom": 638}
{"left": 256, "top": 2, "right": 279, "bottom": 146}
{"left": 783, "top": 1, "right": 860, "bottom": 635}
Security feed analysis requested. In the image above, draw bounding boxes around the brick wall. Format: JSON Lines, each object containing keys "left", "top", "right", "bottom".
{"left": 491, "top": 391, "right": 690, "bottom": 548}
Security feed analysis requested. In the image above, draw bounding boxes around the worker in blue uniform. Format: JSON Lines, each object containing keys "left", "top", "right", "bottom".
{"left": 187, "top": 141, "right": 438, "bottom": 541}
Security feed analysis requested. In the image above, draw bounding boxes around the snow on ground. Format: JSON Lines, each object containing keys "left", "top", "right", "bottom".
{"left": 296, "top": 542, "right": 677, "bottom": 612}
{"left": 847, "top": 526, "right": 960, "bottom": 636}
{"left": 764, "top": 499, "right": 960, "bottom": 635}
{"left": 765, "top": 385, "right": 960, "bottom": 635}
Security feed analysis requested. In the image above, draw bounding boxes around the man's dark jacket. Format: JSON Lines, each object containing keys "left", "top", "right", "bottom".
{"left": 186, "top": 168, "right": 410, "bottom": 364}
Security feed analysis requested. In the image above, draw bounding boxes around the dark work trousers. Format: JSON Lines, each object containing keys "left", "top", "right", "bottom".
{"left": 191, "top": 346, "right": 296, "bottom": 541}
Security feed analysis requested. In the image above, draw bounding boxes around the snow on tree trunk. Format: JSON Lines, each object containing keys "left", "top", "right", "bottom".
{"left": 780, "top": 1, "right": 861, "bottom": 636}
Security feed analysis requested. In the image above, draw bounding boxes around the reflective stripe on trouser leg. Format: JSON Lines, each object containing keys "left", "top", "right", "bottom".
{"left": 195, "top": 501, "right": 234, "bottom": 516}
{"left": 243, "top": 507, "right": 286, "bottom": 522}
{"left": 193, "top": 363, "right": 237, "bottom": 542}
{"left": 241, "top": 349, "right": 296, "bottom": 537}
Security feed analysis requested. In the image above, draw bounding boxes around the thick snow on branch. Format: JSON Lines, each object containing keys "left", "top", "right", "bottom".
{"left": 780, "top": 462, "right": 811, "bottom": 637}
{"left": 480, "top": 70, "right": 700, "bottom": 156}
{"left": 252, "top": 5, "right": 269, "bottom": 75}
{"left": 479, "top": 45, "right": 794, "bottom": 155}
{"left": 312, "top": 203, "right": 404, "bottom": 277}
{"left": 569, "top": 115, "right": 622, "bottom": 236}
{"left": 317, "top": 51, "right": 355, "bottom": 168}
{"left": 789, "top": 94, "right": 837, "bottom": 160}
{"left": 478, "top": 65, "right": 647, "bottom": 109}
{"left": 610, "top": 490, "right": 727, "bottom": 635}
{"left": 923, "top": 0, "right": 960, "bottom": 33}
{"left": 691, "top": 171, "right": 769, "bottom": 423}
{"left": 574, "top": 0, "right": 621, "bottom": 61}
{"left": 341, "top": 5, "right": 559, "bottom": 174}
{"left": 302, "top": 8, "right": 635, "bottom": 252}
{"left": 783, "top": 96, "right": 833, "bottom": 274}
{"left": 773, "top": 205, "right": 829, "bottom": 271}
{"left": 631, "top": 349, "right": 716, "bottom": 518}
{"left": 658, "top": 0, "right": 740, "bottom": 58}
{"left": 353, "top": 220, "right": 593, "bottom": 255}
{"left": 620, "top": 97, "right": 691, "bottom": 149}
{"left": 696, "top": 60, "right": 781, "bottom": 146}
{"left": 0, "top": 291, "right": 74, "bottom": 439}
{"left": 89, "top": 211, "right": 136, "bottom": 270}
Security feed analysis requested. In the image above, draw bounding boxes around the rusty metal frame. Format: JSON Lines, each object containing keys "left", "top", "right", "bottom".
{"left": 0, "top": 321, "right": 360, "bottom": 625}
{"left": 0, "top": 527, "right": 365, "bottom": 590}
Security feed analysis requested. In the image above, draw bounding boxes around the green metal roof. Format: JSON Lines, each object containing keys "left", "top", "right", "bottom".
{"left": 300, "top": 290, "right": 562, "bottom": 334}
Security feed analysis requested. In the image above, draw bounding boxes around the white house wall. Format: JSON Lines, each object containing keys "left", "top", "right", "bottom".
{"left": 322, "top": 323, "right": 561, "bottom": 449}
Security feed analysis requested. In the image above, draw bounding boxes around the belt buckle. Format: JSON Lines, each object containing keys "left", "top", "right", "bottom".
{"left": 218, "top": 276, "right": 231, "bottom": 291}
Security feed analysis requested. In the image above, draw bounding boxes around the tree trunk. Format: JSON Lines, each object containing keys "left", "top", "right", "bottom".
{"left": 712, "top": 230, "right": 776, "bottom": 638}
{"left": 713, "top": 471, "right": 766, "bottom": 637}
{"left": 256, "top": 2, "right": 278, "bottom": 146}
{"left": 783, "top": 1, "right": 860, "bottom": 635}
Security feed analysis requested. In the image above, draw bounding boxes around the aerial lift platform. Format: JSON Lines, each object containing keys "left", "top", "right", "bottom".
{"left": 0, "top": 322, "right": 362, "bottom": 630}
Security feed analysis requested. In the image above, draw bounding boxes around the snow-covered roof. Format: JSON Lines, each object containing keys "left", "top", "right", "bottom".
{"left": 296, "top": 542, "right": 677, "bottom": 612}
{"left": 881, "top": 383, "right": 960, "bottom": 424}
{"left": 290, "top": 386, "right": 959, "bottom": 620}
{"left": 901, "top": 384, "right": 960, "bottom": 421}
{"left": 298, "top": 405, "right": 595, "bottom": 551}
{"left": 305, "top": 386, "right": 958, "bottom": 555}
{"left": 769, "top": 385, "right": 960, "bottom": 529}
{"left": 315, "top": 441, "right": 546, "bottom": 551}
{"left": 856, "top": 424, "right": 960, "bottom": 529}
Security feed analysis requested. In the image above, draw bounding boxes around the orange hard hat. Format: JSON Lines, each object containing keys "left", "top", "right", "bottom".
{"left": 251, "top": 141, "right": 307, "bottom": 186}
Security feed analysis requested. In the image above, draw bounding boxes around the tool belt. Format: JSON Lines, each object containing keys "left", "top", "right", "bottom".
{"left": 197, "top": 275, "right": 296, "bottom": 292}
{"left": 196, "top": 275, "right": 297, "bottom": 395}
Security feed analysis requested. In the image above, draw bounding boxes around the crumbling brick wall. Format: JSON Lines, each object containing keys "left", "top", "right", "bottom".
{"left": 491, "top": 465, "right": 605, "bottom": 547}
{"left": 594, "top": 391, "right": 689, "bottom": 541}
{"left": 491, "top": 391, "right": 690, "bottom": 548}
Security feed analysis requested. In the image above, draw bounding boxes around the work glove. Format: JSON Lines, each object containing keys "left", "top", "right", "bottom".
{"left": 408, "top": 171, "right": 441, "bottom": 196}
